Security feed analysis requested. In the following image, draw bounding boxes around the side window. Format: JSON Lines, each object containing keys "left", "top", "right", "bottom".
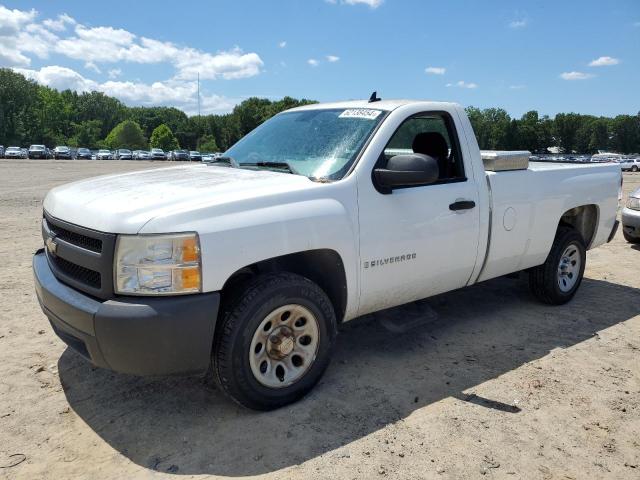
{"left": 383, "top": 113, "right": 465, "bottom": 181}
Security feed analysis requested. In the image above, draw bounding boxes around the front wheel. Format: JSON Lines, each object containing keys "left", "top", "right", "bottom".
{"left": 632, "top": 165, "right": 639, "bottom": 172}
{"left": 211, "top": 272, "right": 337, "bottom": 410}
{"left": 529, "top": 227, "right": 586, "bottom": 305}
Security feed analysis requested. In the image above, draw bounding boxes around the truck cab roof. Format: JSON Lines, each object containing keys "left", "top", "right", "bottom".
{"left": 287, "top": 99, "right": 460, "bottom": 113}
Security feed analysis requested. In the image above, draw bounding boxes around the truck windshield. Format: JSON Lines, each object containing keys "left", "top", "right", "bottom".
{"left": 223, "top": 108, "right": 384, "bottom": 180}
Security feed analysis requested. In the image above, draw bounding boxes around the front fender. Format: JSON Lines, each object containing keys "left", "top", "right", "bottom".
{"left": 141, "top": 193, "right": 360, "bottom": 320}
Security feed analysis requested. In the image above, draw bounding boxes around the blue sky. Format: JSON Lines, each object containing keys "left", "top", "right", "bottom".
{"left": 0, "top": 0, "right": 638, "bottom": 117}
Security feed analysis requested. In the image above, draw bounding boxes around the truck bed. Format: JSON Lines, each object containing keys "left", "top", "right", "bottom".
{"left": 475, "top": 161, "right": 620, "bottom": 283}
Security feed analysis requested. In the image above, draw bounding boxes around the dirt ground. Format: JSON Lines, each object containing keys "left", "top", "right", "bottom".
{"left": 0, "top": 159, "right": 639, "bottom": 480}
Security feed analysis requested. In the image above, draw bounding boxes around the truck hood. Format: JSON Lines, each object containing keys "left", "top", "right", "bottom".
{"left": 43, "top": 164, "right": 314, "bottom": 233}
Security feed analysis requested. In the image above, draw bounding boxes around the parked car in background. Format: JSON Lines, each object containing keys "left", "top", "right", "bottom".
{"left": 622, "top": 187, "right": 640, "bottom": 243}
{"left": 28, "top": 145, "right": 47, "bottom": 159}
{"left": 620, "top": 157, "right": 640, "bottom": 172}
{"left": 134, "top": 150, "right": 151, "bottom": 160}
{"left": 189, "top": 151, "right": 202, "bottom": 161}
{"left": 96, "top": 149, "right": 112, "bottom": 160}
{"left": 21, "top": 148, "right": 28, "bottom": 158}
{"left": 150, "top": 148, "right": 166, "bottom": 160}
{"left": 167, "top": 149, "right": 189, "bottom": 161}
{"left": 115, "top": 149, "right": 133, "bottom": 160}
{"left": 201, "top": 152, "right": 215, "bottom": 162}
{"left": 76, "top": 148, "right": 92, "bottom": 160}
{"left": 4, "top": 146, "right": 24, "bottom": 159}
{"left": 0, "top": 146, "right": 4, "bottom": 157}
{"left": 53, "top": 146, "right": 73, "bottom": 159}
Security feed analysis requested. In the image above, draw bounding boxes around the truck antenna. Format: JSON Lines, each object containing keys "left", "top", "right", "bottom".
{"left": 368, "top": 91, "right": 381, "bottom": 103}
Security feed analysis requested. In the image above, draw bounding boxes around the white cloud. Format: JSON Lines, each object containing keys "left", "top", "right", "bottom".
{"left": 13, "top": 65, "right": 238, "bottom": 115}
{"left": 447, "top": 80, "right": 478, "bottom": 89}
{"left": 308, "top": 58, "right": 319, "bottom": 67}
{"left": 425, "top": 66, "right": 446, "bottom": 75}
{"left": 14, "top": 65, "right": 97, "bottom": 92}
{"left": 509, "top": 19, "right": 527, "bottom": 29}
{"left": 0, "top": 46, "right": 31, "bottom": 67}
{"left": 174, "top": 46, "right": 263, "bottom": 80}
{"left": 42, "top": 13, "right": 75, "bottom": 32}
{"left": 279, "top": 41, "right": 287, "bottom": 48}
{"left": 326, "top": 0, "right": 383, "bottom": 8}
{"left": 326, "top": 55, "right": 340, "bottom": 62}
{"left": 0, "top": 5, "right": 263, "bottom": 82}
{"left": 108, "top": 68, "right": 122, "bottom": 79}
{"left": 560, "top": 71, "right": 594, "bottom": 80}
{"left": 634, "top": 21, "right": 640, "bottom": 27}
{"left": 0, "top": 5, "right": 37, "bottom": 36}
{"left": 509, "top": 84, "right": 526, "bottom": 90}
{"left": 84, "top": 62, "right": 101, "bottom": 74}
{"left": 0, "top": 6, "right": 52, "bottom": 65}
{"left": 588, "top": 56, "right": 620, "bottom": 67}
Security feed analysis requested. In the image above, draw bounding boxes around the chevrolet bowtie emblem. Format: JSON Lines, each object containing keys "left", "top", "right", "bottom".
{"left": 45, "top": 235, "right": 58, "bottom": 255}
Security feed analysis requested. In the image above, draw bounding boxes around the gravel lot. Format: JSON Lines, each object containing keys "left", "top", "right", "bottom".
{"left": 1, "top": 160, "right": 639, "bottom": 479}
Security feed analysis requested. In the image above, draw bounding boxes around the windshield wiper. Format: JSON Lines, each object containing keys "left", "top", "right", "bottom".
{"left": 241, "top": 161, "right": 299, "bottom": 175}
{"left": 206, "top": 156, "right": 238, "bottom": 168}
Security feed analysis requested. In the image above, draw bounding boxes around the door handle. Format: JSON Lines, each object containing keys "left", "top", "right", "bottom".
{"left": 449, "top": 200, "right": 476, "bottom": 211}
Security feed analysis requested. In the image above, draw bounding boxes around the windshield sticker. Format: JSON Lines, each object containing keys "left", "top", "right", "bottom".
{"left": 339, "top": 109, "right": 382, "bottom": 120}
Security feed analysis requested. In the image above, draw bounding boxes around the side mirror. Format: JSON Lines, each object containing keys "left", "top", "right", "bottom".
{"left": 374, "top": 154, "right": 439, "bottom": 192}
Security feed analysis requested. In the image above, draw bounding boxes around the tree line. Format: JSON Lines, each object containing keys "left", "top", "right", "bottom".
{"left": 1, "top": 68, "right": 639, "bottom": 154}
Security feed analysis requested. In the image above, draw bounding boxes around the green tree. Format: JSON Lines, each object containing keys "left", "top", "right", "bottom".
{"left": 73, "top": 91, "right": 127, "bottom": 139}
{"left": 69, "top": 120, "right": 103, "bottom": 148}
{"left": 149, "top": 123, "right": 179, "bottom": 151}
{"left": 588, "top": 118, "right": 610, "bottom": 153}
{"left": 198, "top": 134, "right": 219, "bottom": 152}
{"left": 0, "top": 68, "right": 42, "bottom": 145}
{"left": 554, "top": 113, "right": 583, "bottom": 153}
{"left": 610, "top": 114, "right": 640, "bottom": 153}
{"left": 3, "top": 68, "right": 639, "bottom": 155}
{"left": 104, "top": 120, "right": 147, "bottom": 149}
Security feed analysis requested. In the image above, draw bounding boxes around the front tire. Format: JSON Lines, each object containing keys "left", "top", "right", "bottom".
{"left": 212, "top": 272, "right": 337, "bottom": 410}
{"left": 529, "top": 227, "right": 586, "bottom": 305}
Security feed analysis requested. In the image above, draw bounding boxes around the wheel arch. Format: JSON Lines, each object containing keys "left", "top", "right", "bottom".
{"left": 219, "top": 249, "right": 349, "bottom": 324}
{"left": 558, "top": 204, "right": 599, "bottom": 249}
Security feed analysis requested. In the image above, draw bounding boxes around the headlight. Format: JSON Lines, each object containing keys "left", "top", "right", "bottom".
{"left": 628, "top": 196, "right": 640, "bottom": 211}
{"left": 115, "top": 233, "right": 201, "bottom": 295}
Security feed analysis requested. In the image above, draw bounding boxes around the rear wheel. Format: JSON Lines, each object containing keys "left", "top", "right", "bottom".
{"left": 632, "top": 165, "right": 639, "bottom": 172}
{"left": 529, "top": 227, "right": 586, "bottom": 305}
{"left": 211, "top": 272, "right": 337, "bottom": 410}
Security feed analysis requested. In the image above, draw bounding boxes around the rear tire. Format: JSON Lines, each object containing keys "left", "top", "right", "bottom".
{"left": 211, "top": 272, "right": 337, "bottom": 410}
{"left": 529, "top": 227, "right": 586, "bottom": 305}
{"left": 632, "top": 165, "right": 638, "bottom": 172}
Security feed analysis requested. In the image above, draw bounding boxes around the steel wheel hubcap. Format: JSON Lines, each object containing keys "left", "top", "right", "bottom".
{"left": 249, "top": 304, "right": 320, "bottom": 388}
{"left": 557, "top": 243, "right": 581, "bottom": 292}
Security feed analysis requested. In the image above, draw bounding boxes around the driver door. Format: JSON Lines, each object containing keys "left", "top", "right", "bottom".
{"left": 356, "top": 111, "right": 481, "bottom": 316}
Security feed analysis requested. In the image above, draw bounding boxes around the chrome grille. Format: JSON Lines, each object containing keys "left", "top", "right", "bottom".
{"left": 42, "top": 212, "right": 116, "bottom": 299}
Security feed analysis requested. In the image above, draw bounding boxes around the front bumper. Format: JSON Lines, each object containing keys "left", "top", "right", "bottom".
{"left": 622, "top": 207, "right": 640, "bottom": 239}
{"left": 33, "top": 250, "right": 220, "bottom": 376}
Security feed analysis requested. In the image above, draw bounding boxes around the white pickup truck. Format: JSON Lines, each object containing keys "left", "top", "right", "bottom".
{"left": 34, "top": 99, "right": 621, "bottom": 409}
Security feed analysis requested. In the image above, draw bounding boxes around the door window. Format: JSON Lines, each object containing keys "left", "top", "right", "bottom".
{"left": 382, "top": 113, "right": 465, "bottom": 181}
